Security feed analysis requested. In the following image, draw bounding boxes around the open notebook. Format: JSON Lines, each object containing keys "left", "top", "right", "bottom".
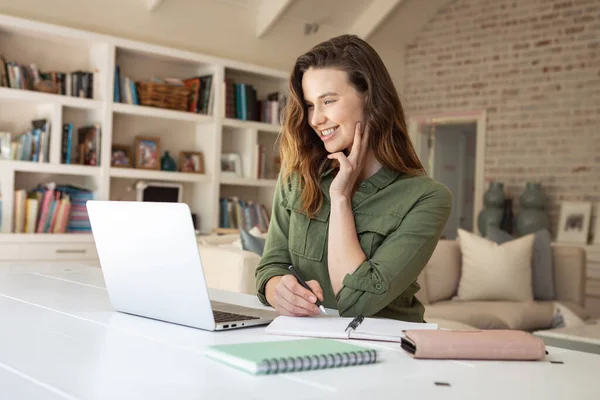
{"left": 265, "top": 315, "right": 438, "bottom": 342}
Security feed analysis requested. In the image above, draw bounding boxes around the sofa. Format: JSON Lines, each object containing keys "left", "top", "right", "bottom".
{"left": 417, "top": 239, "right": 587, "bottom": 331}
{"left": 198, "top": 234, "right": 587, "bottom": 331}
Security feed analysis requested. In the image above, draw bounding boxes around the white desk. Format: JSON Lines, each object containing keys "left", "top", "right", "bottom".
{"left": 0, "top": 263, "right": 599, "bottom": 400}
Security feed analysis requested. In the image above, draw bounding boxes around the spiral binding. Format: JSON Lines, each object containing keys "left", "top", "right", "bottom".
{"left": 257, "top": 349, "right": 378, "bottom": 374}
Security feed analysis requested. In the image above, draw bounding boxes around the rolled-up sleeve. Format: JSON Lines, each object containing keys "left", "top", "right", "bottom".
{"left": 335, "top": 183, "right": 452, "bottom": 317}
{"left": 255, "top": 175, "right": 293, "bottom": 305}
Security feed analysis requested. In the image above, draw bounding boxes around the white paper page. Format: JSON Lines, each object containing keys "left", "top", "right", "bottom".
{"left": 351, "top": 319, "right": 439, "bottom": 342}
{"left": 264, "top": 315, "right": 353, "bottom": 339}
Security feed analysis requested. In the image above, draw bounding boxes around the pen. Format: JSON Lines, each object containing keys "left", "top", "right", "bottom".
{"left": 287, "top": 265, "right": 327, "bottom": 315}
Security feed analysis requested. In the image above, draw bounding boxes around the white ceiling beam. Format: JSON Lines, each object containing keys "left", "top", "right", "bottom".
{"left": 350, "top": 0, "right": 405, "bottom": 40}
{"left": 256, "top": 0, "right": 295, "bottom": 38}
{"left": 144, "top": 0, "right": 164, "bottom": 12}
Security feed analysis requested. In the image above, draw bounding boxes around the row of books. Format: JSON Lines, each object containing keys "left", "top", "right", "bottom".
{"left": 256, "top": 144, "right": 276, "bottom": 179}
{"left": 113, "top": 66, "right": 139, "bottom": 105}
{"left": 61, "top": 124, "right": 102, "bottom": 166}
{"left": 219, "top": 197, "right": 270, "bottom": 233}
{"left": 183, "top": 75, "right": 214, "bottom": 115}
{"left": 224, "top": 81, "right": 286, "bottom": 125}
{"left": 0, "top": 119, "right": 50, "bottom": 162}
{"left": 0, "top": 55, "right": 97, "bottom": 98}
{"left": 12, "top": 183, "right": 93, "bottom": 234}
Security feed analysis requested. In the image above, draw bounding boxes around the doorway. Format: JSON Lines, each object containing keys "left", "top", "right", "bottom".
{"left": 408, "top": 111, "right": 487, "bottom": 239}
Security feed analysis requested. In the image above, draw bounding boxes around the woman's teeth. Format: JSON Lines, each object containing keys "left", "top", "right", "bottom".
{"left": 322, "top": 126, "right": 338, "bottom": 136}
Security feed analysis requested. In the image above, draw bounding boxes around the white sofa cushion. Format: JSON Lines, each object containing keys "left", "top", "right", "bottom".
{"left": 424, "top": 300, "right": 555, "bottom": 330}
{"left": 422, "top": 240, "right": 461, "bottom": 303}
{"left": 198, "top": 245, "right": 261, "bottom": 295}
{"left": 456, "top": 229, "right": 535, "bottom": 302}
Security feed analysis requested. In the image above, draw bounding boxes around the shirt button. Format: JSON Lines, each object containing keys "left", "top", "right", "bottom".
{"left": 375, "top": 283, "right": 383, "bottom": 290}
{"left": 360, "top": 182, "right": 367, "bottom": 189}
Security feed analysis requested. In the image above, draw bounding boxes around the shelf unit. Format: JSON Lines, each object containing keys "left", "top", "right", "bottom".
{"left": 0, "top": 13, "right": 287, "bottom": 245}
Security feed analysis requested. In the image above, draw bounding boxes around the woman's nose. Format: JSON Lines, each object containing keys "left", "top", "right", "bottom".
{"left": 310, "top": 106, "right": 326, "bottom": 127}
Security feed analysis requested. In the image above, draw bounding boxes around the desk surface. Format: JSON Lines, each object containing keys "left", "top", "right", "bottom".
{"left": 0, "top": 262, "right": 599, "bottom": 400}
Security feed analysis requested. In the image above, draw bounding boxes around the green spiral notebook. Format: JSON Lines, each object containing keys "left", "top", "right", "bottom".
{"left": 204, "top": 338, "right": 378, "bottom": 375}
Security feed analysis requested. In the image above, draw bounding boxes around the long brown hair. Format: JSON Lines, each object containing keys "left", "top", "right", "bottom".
{"left": 280, "top": 34, "right": 424, "bottom": 217}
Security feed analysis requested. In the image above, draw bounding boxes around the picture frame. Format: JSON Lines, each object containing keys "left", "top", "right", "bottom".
{"left": 134, "top": 136, "right": 160, "bottom": 170}
{"left": 110, "top": 144, "right": 132, "bottom": 168}
{"left": 556, "top": 201, "right": 592, "bottom": 244}
{"left": 180, "top": 151, "right": 205, "bottom": 174}
{"left": 592, "top": 202, "right": 600, "bottom": 245}
{"left": 220, "top": 153, "right": 242, "bottom": 177}
{"left": 0, "top": 132, "right": 11, "bottom": 160}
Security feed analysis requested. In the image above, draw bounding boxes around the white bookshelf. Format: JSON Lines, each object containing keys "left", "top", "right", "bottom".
{"left": 0, "top": 13, "right": 287, "bottom": 244}
{"left": 220, "top": 175, "right": 277, "bottom": 188}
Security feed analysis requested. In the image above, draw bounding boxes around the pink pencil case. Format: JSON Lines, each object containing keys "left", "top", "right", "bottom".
{"left": 401, "top": 329, "right": 547, "bottom": 361}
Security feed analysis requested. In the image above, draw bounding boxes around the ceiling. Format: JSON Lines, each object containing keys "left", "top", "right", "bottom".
{"left": 140, "top": 0, "right": 411, "bottom": 40}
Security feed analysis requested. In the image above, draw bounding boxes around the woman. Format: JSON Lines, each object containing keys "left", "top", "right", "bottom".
{"left": 255, "top": 34, "right": 451, "bottom": 322}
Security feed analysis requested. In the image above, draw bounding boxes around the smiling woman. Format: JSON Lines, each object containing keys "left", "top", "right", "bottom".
{"left": 254, "top": 34, "right": 452, "bottom": 322}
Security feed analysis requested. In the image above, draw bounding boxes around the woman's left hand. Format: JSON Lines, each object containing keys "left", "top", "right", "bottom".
{"left": 327, "top": 121, "right": 370, "bottom": 199}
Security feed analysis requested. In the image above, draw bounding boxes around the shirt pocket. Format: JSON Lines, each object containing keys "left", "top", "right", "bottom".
{"left": 355, "top": 214, "right": 398, "bottom": 259}
{"left": 285, "top": 200, "right": 330, "bottom": 262}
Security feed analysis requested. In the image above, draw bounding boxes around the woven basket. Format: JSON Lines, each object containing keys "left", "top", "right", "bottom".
{"left": 136, "top": 81, "right": 192, "bottom": 112}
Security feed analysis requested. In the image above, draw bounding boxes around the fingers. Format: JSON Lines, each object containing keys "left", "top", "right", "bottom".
{"left": 306, "top": 280, "right": 324, "bottom": 302}
{"left": 361, "top": 121, "right": 369, "bottom": 149}
{"left": 275, "top": 294, "right": 319, "bottom": 316}
{"left": 349, "top": 121, "right": 363, "bottom": 160}
{"left": 274, "top": 275, "right": 320, "bottom": 316}
{"left": 282, "top": 275, "right": 317, "bottom": 302}
{"left": 327, "top": 152, "right": 352, "bottom": 171}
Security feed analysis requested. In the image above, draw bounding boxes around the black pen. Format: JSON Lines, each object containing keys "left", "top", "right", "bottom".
{"left": 287, "top": 265, "right": 327, "bottom": 315}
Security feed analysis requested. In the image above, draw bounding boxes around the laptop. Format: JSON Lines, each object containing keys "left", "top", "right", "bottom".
{"left": 86, "top": 200, "right": 276, "bottom": 331}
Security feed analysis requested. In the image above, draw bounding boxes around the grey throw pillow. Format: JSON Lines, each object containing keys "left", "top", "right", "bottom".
{"left": 486, "top": 226, "right": 555, "bottom": 301}
{"left": 240, "top": 229, "right": 266, "bottom": 256}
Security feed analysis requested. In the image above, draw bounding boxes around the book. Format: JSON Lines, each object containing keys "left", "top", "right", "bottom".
{"left": 265, "top": 315, "right": 438, "bottom": 343}
{"left": 204, "top": 338, "right": 378, "bottom": 375}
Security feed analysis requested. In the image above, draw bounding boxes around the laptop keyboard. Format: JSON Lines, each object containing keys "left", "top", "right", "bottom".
{"left": 213, "top": 310, "right": 260, "bottom": 323}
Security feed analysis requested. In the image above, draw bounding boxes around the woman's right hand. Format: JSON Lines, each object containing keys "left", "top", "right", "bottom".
{"left": 265, "top": 275, "right": 324, "bottom": 317}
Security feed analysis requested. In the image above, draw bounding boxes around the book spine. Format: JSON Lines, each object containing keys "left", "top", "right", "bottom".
{"left": 256, "top": 349, "right": 378, "bottom": 375}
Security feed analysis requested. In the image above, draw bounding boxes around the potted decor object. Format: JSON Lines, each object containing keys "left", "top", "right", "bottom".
{"left": 477, "top": 181, "right": 505, "bottom": 236}
{"left": 516, "top": 182, "right": 550, "bottom": 236}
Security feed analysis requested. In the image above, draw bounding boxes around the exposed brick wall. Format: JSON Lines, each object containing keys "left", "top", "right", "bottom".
{"left": 404, "top": 0, "right": 600, "bottom": 238}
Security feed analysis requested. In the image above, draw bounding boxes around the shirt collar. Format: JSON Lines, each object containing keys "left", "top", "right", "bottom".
{"left": 319, "top": 165, "right": 401, "bottom": 199}
{"left": 369, "top": 166, "right": 401, "bottom": 189}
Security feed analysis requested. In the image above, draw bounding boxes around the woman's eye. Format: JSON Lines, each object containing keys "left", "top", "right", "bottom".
{"left": 324, "top": 99, "right": 335, "bottom": 105}
{"left": 305, "top": 104, "right": 314, "bottom": 109}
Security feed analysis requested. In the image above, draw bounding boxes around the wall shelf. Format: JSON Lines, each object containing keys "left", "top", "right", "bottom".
{"left": 112, "top": 102, "right": 214, "bottom": 124}
{"left": 220, "top": 175, "right": 277, "bottom": 188}
{"left": 0, "top": 87, "right": 103, "bottom": 110}
{"left": 110, "top": 167, "right": 211, "bottom": 183}
{"left": 222, "top": 118, "right": 280, "bottom": 133}
{"left": 1, "top": 160, "right": 101, "bottom": 177}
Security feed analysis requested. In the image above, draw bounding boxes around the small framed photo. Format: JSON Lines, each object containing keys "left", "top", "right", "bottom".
{"left": 556, "top": 201, "right": 592, "bottom": 244}
{"left": 221, "top": 153, "right": 242, "bottom": 177}
{"left": 592, "top": 202, "right": 600, "bottom": 245}
{"left": 134, "top": 136, "right": 160, "bottom": 170}
{"left": 180, "top": 151, "right": 204, "bottom": 173}
{"left": 0, "top": 132, "right": 11, "bottom": 160}
{"left": 110, "top": 144, "right": 132, "bottom": 168}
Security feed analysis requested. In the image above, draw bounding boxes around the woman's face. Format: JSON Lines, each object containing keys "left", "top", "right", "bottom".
{"left": 302, "top": 67, "right": 366, "bottom": 154}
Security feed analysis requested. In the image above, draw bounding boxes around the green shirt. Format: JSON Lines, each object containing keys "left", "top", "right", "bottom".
{"left": 255, "top": 166, "right": 452, "bottom": 322}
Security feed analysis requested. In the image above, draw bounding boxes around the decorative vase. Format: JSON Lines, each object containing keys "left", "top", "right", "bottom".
{"left": 477, "top": 181, "right": 505, "bottom": 236}
{"left": 516, "top": 182, "right": 550, "bottom": 236}
{"left": 500, "top": 198, "right": 514, "bottom": 235}
{"left": 161, "top": 150, "right": 177, "bottom": 171}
